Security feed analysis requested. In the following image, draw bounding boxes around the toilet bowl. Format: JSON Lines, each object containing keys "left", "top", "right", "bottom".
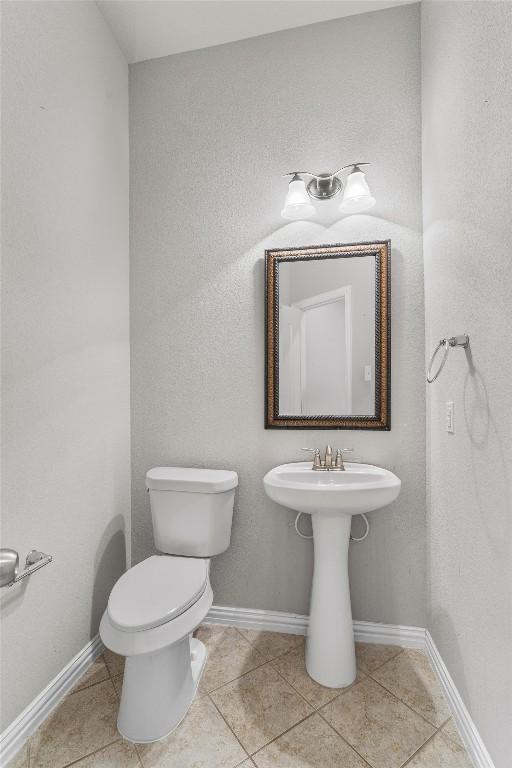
{"left": 100, "top": 467, "right": 237, "bottom": 743}
{"left": 100, "top": 555, "right": 213, "bottom": 743}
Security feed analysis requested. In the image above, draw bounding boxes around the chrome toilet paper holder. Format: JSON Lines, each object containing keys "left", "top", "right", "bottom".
{"left": 0, "top": 548, "right": 52, "bottom": 588}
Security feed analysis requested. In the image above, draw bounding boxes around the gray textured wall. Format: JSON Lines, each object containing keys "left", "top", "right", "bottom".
{"left": 130, "top": 4, "right": 427, "bottom": 626}
{"left": 421, "top": 3, "right": 512, "bottom": 766}
{"left": 0, "top": 1, "right": 130, "bottom": 729}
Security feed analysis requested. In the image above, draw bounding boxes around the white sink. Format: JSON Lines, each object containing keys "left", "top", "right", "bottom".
{"left": 263, "top": 462, "right": 400, "bottom": 515}
{"left": 263, "top": 461, "right": 401, "bottom": 689}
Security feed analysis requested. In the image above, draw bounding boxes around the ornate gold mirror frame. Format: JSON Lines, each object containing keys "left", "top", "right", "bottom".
{"left": 265, "top": 240, "right": 391, "bottom": 430}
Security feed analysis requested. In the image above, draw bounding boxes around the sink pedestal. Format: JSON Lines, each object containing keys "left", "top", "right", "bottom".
{"left": 306, "top": 512, "right": 356, "bottom": 688}
{"left": 263, "top": 461, "right": 401, "bottom": 690}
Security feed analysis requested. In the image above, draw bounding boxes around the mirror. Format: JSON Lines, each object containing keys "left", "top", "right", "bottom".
{"left": 265, "top": 241, "right": 390, "bottom": 429}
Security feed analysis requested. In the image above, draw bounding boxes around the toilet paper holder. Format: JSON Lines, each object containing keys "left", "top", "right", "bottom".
{"left": 0, "top": 548, "right": 52, "bottom": 588}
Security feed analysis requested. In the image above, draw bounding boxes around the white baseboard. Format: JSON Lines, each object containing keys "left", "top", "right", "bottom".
{"left": 206, "top": 605, "right": 493, "bottom": 768}
{"left": 425, "top": 631, "right": 495, "bottom": 768}
{"left": 204, "top": 605, "right": 425, "bottom": 648}
{"left": 205, "top": 605, "right": 308, "bottom": 635}
{"left": 0, "top": 635, "right": 104, "bottom": 767}
{"left": 353, "top": 619, "right": 426, "bottom": 648}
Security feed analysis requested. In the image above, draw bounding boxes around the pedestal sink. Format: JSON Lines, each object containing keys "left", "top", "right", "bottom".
{"left": 263, "top": 462, "right": 401, "bottom": 688}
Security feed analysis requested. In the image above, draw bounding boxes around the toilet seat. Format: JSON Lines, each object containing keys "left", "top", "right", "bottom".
{"left": 100, "top": 580, "right": 213, "bottom": 658}
{"left": 107, "top": 555, "right": 208, "bottom": 632}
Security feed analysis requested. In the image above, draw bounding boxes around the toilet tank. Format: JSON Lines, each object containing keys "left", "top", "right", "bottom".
{"left": 146, "top": 467, "right": 238, "bottom": 557}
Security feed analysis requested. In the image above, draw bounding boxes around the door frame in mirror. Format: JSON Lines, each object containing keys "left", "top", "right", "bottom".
{"left": 265, "top": 240, "right": 391, "bottom": 430}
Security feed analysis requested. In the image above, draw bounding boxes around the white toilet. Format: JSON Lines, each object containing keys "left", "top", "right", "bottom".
{"left": 99, "top": 466, "right": 238, "bottom": 743}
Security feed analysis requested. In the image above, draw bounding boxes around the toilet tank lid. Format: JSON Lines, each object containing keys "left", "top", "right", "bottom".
{"left": 146, "top": 466, "right": 238, "bottom": 493}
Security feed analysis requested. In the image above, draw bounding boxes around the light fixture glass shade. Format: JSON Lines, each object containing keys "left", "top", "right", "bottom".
{"left": 339, "top": 169, "right": 376, "bottom": 214}
{"left": 281, "top": 177, "right": 316, "bottom": 220}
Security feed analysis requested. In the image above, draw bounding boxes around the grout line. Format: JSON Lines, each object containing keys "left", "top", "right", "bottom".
{"left": 104, "top": 661, "right": 139, "bottom": 768}
{"left": 267, "top": 652, "right": 365, "bottom": 714}
{"left": 233, "top": 627, "right": 252, "bottom": 640}
{"left": 205, "top": 649, "right": 317, "bottom": 761}
{"left": 315, "top": 676, "right": 368, "bottom": 713}
{"left": 103, "top": 653, "right": 125, "bottom": 704}
{"left": 248, "top": 711, "right": 317, "bottom": 758}
{"left": 111, "top": 675, "right": 123, "bottom": 702}
{"left": 58, "top": 738, "right": 122, "bottom": 768}
{"left": 314, "top": 714, "right": 374, "bottom": 768}
{"left": 133, "top": 742, "right": 145, "bottom": 768}
{"left": 264, "top": 669, "right": 373, "bottom": 768}
{"left": 314, "top": 684, "right": 376, "bottom": 768}
{"left": 267, "top": 646, "right": 390, "bottom": 767}
{"left": 66, "top": 656, "right": 111, "bottom": 698}
{"left": 234, "top": 756, "right": 254, "bottom": 767}
{"left": 270, "top": 662, "right": 318, "bottom": 710}
{"left": 207, "top": 694, "right": 251, "bottom": 764}
{"left": 358, "top": 645, "right": 405, "bottom": 675}
{"left": 399, "top": 726, "right": 445, "bottom": 767}
{"left": 314, "top": 674, "right": 438, "bottom": 768}
{"left": 367, "top": 673, "right": 443, "bottom": 730}
{"left": 308, "top": 672, "right": 367, "bottom": 711}
{"left": 240, "top": 662, "right": 371, "bottom": 767}
{"left": 232, "top": 626, "right": 304, "bottom": 663}
{"left": 67, "top": 675, "right": 111, "bottom": 697}
{"left": 247, "top": 707, "right": 373, "bottom": 768}
{"left": 259, "top": 638, "right": 405, "bottom": 708}
{"left": 438, "top": 717, "right": 469, "bottom": 750}
{"left": 51, "top": 654, "right": 112, "bottom": 701}
{"left": 26, "top": 672, "right": 119, "bottom": 768}
{"left": 366, "top": 658, "right": 468, "bottom": 760}
{"left": 103, "top": 654, "right": 124, "bottom": 684}
{"left": 203, "top": 657, "right": 273, "bottom": 695}
{"left": 198, "top": 624, "right": 274, "bottom": 693}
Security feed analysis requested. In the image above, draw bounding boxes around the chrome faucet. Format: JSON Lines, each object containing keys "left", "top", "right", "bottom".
{"left": 302, "top": 446, "right": 353, "bottom": 471}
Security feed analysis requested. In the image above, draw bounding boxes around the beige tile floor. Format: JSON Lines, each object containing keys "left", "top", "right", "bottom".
{"left": 12, "top": 627, "right": 474, "bottom": 768}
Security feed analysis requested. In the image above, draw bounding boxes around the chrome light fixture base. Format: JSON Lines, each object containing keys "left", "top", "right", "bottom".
{"left": 307, "top": 173, "right": 343, "bottom": 200}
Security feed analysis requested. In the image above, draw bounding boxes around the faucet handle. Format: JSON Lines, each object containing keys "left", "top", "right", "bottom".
{"left": 301, "top": 448, "right": 322, "bottom": 469}
{"left": 334, "top": 448, "right": 353, "bottom": 470}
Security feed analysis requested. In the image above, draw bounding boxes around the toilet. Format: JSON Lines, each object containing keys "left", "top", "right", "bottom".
{"left": 99, "top": 466, "right": 238, "bottom": 743}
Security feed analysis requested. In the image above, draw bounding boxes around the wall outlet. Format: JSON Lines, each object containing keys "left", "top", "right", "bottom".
{"left": 446, "top": 401, "right": 454, "bottom": 433}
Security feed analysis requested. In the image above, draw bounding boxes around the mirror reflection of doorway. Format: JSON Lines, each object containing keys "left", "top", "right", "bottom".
{"left": 279, "top": 287, "right": 352, "bottom": 416}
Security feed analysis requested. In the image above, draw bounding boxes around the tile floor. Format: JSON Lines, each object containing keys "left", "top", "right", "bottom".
{"left": 12, "top": 627, "right": 474, "bottom": 768}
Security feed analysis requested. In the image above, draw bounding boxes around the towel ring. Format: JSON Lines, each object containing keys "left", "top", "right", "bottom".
{"left": 427, "top": 335, "right": 469, "bottom": 383}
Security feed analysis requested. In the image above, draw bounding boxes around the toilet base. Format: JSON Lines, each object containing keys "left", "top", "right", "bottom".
{"left": 117, "top": 636, "right": 206, "bottom": 743}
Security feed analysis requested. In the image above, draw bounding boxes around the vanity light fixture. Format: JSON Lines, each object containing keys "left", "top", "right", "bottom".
{"left": 280, "top": 174, "right": 316, "bottom": 220}
{"left": 338, "top": 166, "right": 376, "bottom": 214}
{"left": 281, "top": 163, "right": 376, "bottom": 220}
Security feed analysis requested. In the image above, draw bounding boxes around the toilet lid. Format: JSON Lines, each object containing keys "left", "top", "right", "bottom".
{"left": 107, "top": 556, "right": 208, "bottom": 632}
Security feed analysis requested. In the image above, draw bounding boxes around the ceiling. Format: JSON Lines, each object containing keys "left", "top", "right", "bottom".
{"left": 97, "top": 0, "right": 416, "bottom": 64}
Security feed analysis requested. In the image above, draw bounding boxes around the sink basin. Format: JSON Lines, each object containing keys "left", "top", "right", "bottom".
{"left": 263, "top": 460, "right": 401, "bottom": 689}
{"left": 263, "top": 462, "right": 400, "bottom": 515}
